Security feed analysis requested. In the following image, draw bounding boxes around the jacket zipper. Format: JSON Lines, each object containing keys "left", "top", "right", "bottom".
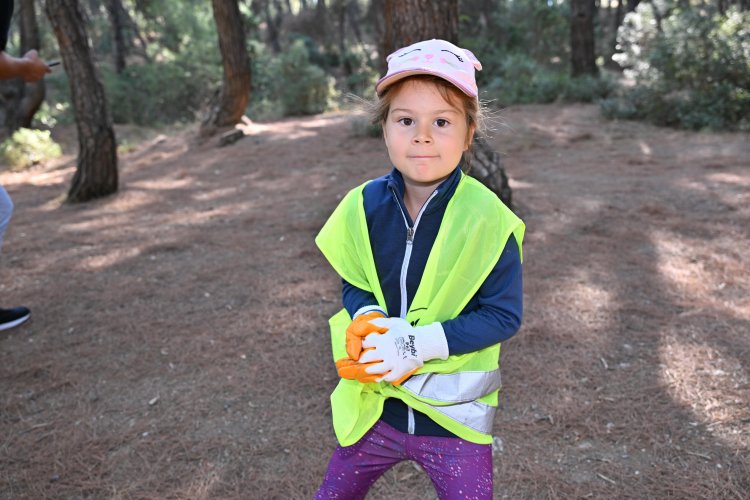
{"left": 394, "top": 190, "right": 438, "bottom": 319}
{"left": 392, "top": 188, "right": 438, "bottom": 435}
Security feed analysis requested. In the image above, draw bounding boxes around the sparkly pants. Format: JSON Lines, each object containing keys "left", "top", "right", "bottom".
{"left": 314, "top": 420, "right": 493, "bottom": 500}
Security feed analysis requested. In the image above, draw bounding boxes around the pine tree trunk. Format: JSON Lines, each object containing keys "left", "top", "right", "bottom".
{"left": 45, "top": 0, "right": 118, "bottom": 203}
{"left": 466, "top": 136, "right": 513, "bottom": 209}
{"left": 201, "top": 0, "right": 251, "bottom": 136}
{"left": 347, "top": 0, "right": 363, "bottom": 46}
{"left": 263, "top": 0, "right": 283, "bottom": 53}
{"left": 381, "top": 0, "right": 458, "bottom": 73}
{"left": 570, "top": 0, "right": 599, "bottom": 76}
{"left": 382, "top": 0, "right": 458, "bottom": 63}
{"left": 315, "top": 0, "right": 332, "bottom": 52}
{"left": 106, "top": 0, "right": 127, "bottom": 73}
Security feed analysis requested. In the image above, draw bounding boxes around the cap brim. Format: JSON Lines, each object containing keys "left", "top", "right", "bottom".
{"left": 376, "top": 69, "right": 477, "bottom": 98}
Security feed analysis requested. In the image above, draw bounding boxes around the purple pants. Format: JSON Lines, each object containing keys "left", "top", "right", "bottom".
{"left": 315, "top": 421, "right": 493, "bottom": 499}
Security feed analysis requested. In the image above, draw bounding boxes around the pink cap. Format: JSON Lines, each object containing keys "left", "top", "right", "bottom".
{"left": 376, "top": 39, "right": 483, "bottom": 98}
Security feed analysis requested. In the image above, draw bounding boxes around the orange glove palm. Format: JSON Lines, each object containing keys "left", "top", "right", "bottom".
{"left": 335, "top": 358, "right": 382, "bottom": 384}
{"left": 345, "top": 311, "right": 388, "bottom": 361}
{"left": 335, "top": 357, "right": 414, "bottom": 386}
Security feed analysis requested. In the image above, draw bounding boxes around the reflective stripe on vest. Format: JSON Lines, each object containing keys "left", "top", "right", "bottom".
{"left": 430, "top": 399, "right": 498, "bottom": 434}
{"left": 317, "top": 172, "right": 525, "bottom": 445}
{"left": 401, "top": 369, "right": 502, "bottom": 404}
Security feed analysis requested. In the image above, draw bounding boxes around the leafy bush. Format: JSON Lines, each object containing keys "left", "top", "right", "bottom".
{"left": 32, "top": 72, "right": 75, "bottom": 128}
{"left": 484, "top": 53, "right": 614, "bottom": 106}
{"left": 461, "top": 0, "right": 570, "bottom": 82}
{"left": 0, "top": 128, "right": 62, "bottom": 171}
{"left": 484, "top": 54, "right": 562, "bottom": 105}
{"left": 102, "top": 58, "right": 221, "bottom": 126}
{"left": 275, "top": 39, "right": 339, "bottom": 116}
{"left": 246, "top": 38, "right": 338, "bottom": 119}
{"left": 605, "top": 5, "right": 750, "bottom": 131}
{"left": 341, "top": 46, "right": 380, "bottom": 97}
{"left": 564, "top": 74, "right": 617, "bottom": 103}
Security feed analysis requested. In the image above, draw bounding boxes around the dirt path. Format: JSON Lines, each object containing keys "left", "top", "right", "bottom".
{"left": 1, "top": 104, "right": 748, "bottom": 499}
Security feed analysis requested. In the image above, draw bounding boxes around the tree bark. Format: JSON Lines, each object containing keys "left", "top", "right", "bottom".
{"left": 347, "top": 0, "right": 363, "bottom": 46}
{"left": 264, "top": 0, "right": 283, "bottom": 53}
{"left": 381, "top": 0, "right": 458, "bottom": 72}
{"left": 45, "top": 0, "right": 118, "bottom": 203}
{"left": 334, "top": 0, "right": 351, "bottom": 75}
{"left": 201, "top": 0, "right": 251, "bottom": 136}
{"left": 466, "top": 135, "right": 513, "bottom": 209}
{"left": 106, "top": 0, "right": 128, "bottom": 73}
{"left": 315, "top": 0, "right": 332, "bottom": 51}
{"left": 570, "top": 0, "right": 599, "bottom": 76}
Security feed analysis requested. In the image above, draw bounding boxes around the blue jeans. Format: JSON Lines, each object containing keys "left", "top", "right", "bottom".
{"left": 0, "top": 185, "right": 13, "bottom": 252}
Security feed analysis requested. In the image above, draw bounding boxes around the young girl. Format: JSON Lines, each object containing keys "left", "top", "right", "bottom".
{"left": 315, "top": 39, "right": 525, "bottom": 499}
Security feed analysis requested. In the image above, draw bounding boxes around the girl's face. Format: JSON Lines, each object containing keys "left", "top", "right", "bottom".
{"left": 382, "top": 79, "right": 473, "bottom": 190}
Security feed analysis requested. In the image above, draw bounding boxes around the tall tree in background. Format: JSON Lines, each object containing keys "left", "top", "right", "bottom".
{"left": 106, "top": 0, "right": 128, "bottom": 73}
{"left": 201, "top": 0, "right": 250, "bottom": 136}
{"left": 46, "top": 0, "right": 118, "bottom": 202}
{"left": 382, "top": 0, "right": 458, "bottom": 70}
{"left": 570, "top": 0, "right": 599, "bottom": 76}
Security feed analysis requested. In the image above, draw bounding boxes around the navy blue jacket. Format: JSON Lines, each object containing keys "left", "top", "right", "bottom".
{"left": 342, "top": 166, "right": 523, "bottom": 437}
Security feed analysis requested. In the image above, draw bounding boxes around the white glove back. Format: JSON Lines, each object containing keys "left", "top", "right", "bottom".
{"left": 358, "top": 317, "right": 449, "bottom": 383}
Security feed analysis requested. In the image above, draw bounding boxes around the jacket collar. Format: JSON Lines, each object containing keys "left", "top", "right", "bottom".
{"left": 386, "top": 165, "right": 463, "bottom": 220}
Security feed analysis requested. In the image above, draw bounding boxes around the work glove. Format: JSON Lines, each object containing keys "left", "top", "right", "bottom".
{"left": 335, "top": 358, "right": 382, "bottom": 384}
{"left": 358, "top": 317, "right": 449, "bottom": 385}
{"left": 345, "top": 311, "right": 388, "bottom": 361}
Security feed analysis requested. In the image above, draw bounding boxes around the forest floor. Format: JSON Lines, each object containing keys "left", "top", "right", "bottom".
{"left": 1, "top": 103, "right": 749, "bottom": 499}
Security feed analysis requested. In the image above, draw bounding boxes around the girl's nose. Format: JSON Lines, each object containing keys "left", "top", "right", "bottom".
{"left": 412, "top": 126, "right": 432, "bottom": 144}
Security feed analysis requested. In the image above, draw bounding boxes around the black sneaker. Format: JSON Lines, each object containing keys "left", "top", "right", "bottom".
{"left": 0, "top": 306, "right": 31, "bottom": 331}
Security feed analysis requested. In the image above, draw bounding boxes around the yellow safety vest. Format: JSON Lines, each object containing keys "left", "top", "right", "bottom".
{"left": 316, "top": 172, "right": 525, "bottom": 445}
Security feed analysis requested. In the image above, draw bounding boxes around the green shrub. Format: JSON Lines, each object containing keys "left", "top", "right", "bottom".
{"left": 564, "top": 74, "right": 617, "bottom": 103}
{"left": 33, "top": 72, "right": 75, "bottom": 128}
{"left": 275, "top": 39, "right": 339, "bottom": 116}
{"left": 0, "top": 128, "right": 62, "bottom": 171}
{"left": 246, "top": 39, "right": 339, "bottom": 119}
{"left": 342, "top": 46, "right": 379, "bottom": 97}
{"left": 484, "top": 53, "right": 614, "bottom": 106}
{"left": 607, "top": 5, "right": 750, "bottom": 131}
{"left": 484, "top": 54, "right": 562, "bottom": 105}
{"left": 102, "top": 58, "right": 221, "bottom": 126}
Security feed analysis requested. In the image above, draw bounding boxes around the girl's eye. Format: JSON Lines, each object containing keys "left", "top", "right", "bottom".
{"left": 398, "top": 118, "right": 413, "bottom": 126}
{"left": 435, "top": 119, "right": 449, "bottom": 127}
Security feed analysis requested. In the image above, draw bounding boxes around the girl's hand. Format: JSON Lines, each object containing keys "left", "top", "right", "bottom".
{"left": 335, "top": 358, "right": 382, "bottom": 384}
{"left": 345, "top": 311, "right": 388, "bottom": 360}
{"left": 359, "top": 318, "right": 449, "bottom": 386}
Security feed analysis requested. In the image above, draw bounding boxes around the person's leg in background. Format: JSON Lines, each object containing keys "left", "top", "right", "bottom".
{"left": 0, "top": 184, "right": 30, "bottom": 331}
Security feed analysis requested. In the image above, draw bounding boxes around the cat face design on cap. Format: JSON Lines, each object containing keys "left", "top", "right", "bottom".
{"left": 389, "top": 45, "right": 481, "bottom": 72}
